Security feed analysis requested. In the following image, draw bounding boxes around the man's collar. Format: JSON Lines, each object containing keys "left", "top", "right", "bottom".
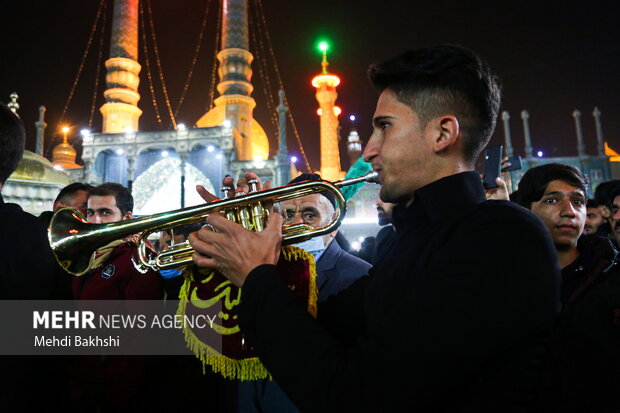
{"left": 316, "top": 237, "right": 342, "bottom": 271}
{"left": 393, "top": 171, "right": 487, "bottom": 227}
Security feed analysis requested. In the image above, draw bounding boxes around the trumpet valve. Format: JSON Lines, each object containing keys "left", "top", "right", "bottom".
{"left": 221, "top": 184, "right": 233, "bottom": 199}
{"left": 250, "top": 202, "right": 268, "bottom": 232}
{"left": 237, "top": 206, "right": 252, "bottom": 230}
{"left": 247, "top": 179, "right": 260, "bottom": 193}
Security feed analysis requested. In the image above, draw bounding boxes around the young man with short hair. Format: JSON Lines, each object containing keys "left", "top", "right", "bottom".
{"left": 39, "top": 182, "right": 93, "bottom": 226}
{"left": 55, "top": 182, "right": 92, "bottom": 213}
{"left": 71, "top": 182, "right": 163, "bottom": 410}
{"left": 584, "top": 198, "right": 605, "bottom": 235}
{"left": 373, "top": 198, "right": 397, "bottom": 264}
{"left": 189, "top": 45, "right": 560, "bottom": 411}
{"left": 516, "top": 163, "right": 620, "bottom": 412}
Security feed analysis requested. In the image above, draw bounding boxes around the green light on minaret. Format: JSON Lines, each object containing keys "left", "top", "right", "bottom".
{"left": 317, "top": 40, "right": 331, "bottom": 74}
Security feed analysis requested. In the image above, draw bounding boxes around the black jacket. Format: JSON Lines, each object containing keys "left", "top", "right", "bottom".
{"left": 316, "top": 239, "right": 371, "bottom": 302}
{"left": 372, "top": 224, "right": 397, "bottom": 265}
{"left": 238, "top": 172, "right": 561, "bottom": 412}
{"left": 538, "top": 234, "right": 620, "bottom": 412}
{"left": 0, "top": 195, "right": 70, "bottom": 299}
{"left": 0, "top": 194, "right": 72, "bottom": 410}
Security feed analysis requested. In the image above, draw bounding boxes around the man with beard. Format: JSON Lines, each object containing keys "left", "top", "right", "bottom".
{"left": 516, "top": 163, "right": 620, "bottom": 412}
{"left": 584, "top": 199, "right": 605, "bottom": 235}
{"left": 70, "top": 183, "right": 164, "bottom": 411}
{"left": 373, "top": 198, "right": 396, "bottom": 263}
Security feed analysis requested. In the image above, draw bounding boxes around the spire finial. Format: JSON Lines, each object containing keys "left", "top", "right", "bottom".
{"left": 61, "top": 126, "right": 70, "bottom": 144}
{"left": 7, "top": 92, "right": 19, "bottom": 114}
{"left": 318, "top": 41, "right": 330, "bottom": 74}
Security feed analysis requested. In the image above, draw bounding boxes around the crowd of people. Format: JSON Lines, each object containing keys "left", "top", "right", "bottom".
{"left": 0, "top": 43, "right": 618, "bottom": 412}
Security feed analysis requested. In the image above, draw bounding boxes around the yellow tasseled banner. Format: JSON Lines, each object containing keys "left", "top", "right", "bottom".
{"left": 177, "top": 245, "right": 317, "bottom": 380}
{"left": 281, "top": 245, "right": 318, "bottom": 318}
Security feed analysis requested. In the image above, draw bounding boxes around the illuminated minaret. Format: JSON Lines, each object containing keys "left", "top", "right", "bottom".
{"left": 196, "top": 0, "right": 269, "bottom": 161}
{"left": 346, "top": 115, "right": 363, "bottom": 165}
{"left": 100, "top": 0, "right": 142, "bottom": 133}
{"left": 312, "top": 42, "right": 342, "bottom": 181}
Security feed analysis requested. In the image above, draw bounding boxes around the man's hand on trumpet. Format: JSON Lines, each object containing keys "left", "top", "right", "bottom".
{"left": 189, "top": 172, "right": 283, "bottom": 287}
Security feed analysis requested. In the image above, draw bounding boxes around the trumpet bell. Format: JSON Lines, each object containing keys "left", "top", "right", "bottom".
{"left": 49, "top": 208, "right": 103, "bottom": 276}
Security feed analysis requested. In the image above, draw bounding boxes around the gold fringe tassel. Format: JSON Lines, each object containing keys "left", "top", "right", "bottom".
{"left": 177, "top": 245, "right": 318, "bottom": 380}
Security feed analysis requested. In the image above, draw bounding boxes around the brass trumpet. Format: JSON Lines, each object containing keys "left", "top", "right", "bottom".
{"left": 49, "top": 171, "right": 378, "bottom": 276}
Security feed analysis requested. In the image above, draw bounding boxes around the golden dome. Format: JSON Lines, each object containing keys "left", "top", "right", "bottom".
{"left": 196, "top": 105, "right": 269, "bottom": 161}
{"left": 9, "top": 150, "right": 72, "bottom": 185}
{"left": 52, "top": 137, "right": 81, "bottom": 169}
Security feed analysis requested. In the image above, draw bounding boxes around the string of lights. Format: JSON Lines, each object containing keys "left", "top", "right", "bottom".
{"left": 174, "top": 0, "right": 213, "bottom": 120}
{"left": 139, "top": 0, "right": 164, "bottom": 129}
{"left": 256, "top": 0, "right": 313, "bottom": 172}
{"left": 206, "top": 3, "right": 222, "bottom": 111}
{"left": 249, "top": 4, "right": 278, "bottom": 134}
{"left": 145, "top": 0, "right": 176, "bottom": 130}
{"left": 51, "top": 0, "right": 106, "bottom": 156}
{"left": 88, "top": 0, "right": 108, "bottom": 129}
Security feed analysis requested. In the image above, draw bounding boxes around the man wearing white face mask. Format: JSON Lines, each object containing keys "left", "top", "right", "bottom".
{"left": 281, "top": 173, "right": 371, "bottom": 302}
{"left": 238, "top": 173, "right": 370, "bottom": 412}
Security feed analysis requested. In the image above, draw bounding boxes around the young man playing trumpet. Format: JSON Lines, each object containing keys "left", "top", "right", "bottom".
{"left": 189, "top": 45, "right": 560, "bottom": 412}
{"left": 70, "top": 183, "right": 163, "bottom": 411}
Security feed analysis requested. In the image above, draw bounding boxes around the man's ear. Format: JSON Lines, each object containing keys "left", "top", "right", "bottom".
{"left": 123, "top": 211, "right": 133, "bottom": 220}
{"left": 431, "top": 115, "right": 460, "bottom": 153}
{"left": 600, "top": 205, "right": 611, "bottom": 219}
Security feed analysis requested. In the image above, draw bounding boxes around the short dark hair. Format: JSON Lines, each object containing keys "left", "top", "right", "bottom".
{"left": 55, "top": 182, "right": 94, "bottom": 204}
{"left": 288, "top": 173, "right": 336, "bottom": 209}
{"left": 594, "top": 180, "right": 620, "bottom": 208}
{"left": 369, "top": 44, "right": 501, "bottom": 163}
{"left": 89, "top": 182, "right": 133, "bottom": 215}
{"left": 0, "top": 103, "right": 25, "bottom": 184}
{"left": 516, "top": 163, "right": 589, "bottom": 209}
{"left": 586, "top": 199, "right": 599, "bottom": 209}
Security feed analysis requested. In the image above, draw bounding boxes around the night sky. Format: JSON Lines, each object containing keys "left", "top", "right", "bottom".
{"left": 2, "top": 0, "right": 619, "bottom": 173}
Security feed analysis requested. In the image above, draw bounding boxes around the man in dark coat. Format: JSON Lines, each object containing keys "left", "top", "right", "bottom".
{"left": 189, "top": 45, "right": 560, "bottom": 412}
{"left": 0, "top": 102, "right": 72, "bottom": 409}
{"left": 70, "top": 182, "right": 163, "bottom": 411}
{"left": 238, "top": 174, "right": 371, "bottom": 412}
{"left": 516, "top": 163, "right": 620, "bottom": 412}
{"left": 372, "top": 197, "right": 397, "bottom": 264}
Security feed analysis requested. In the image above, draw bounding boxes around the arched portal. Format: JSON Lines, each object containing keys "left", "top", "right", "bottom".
{"left": 133, "top": 157, "right": 215, "bottom": 215}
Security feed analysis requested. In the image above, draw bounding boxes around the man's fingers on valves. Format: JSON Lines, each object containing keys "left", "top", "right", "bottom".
{"left": 196, "top": 184, "right": 218, "bottom": 203}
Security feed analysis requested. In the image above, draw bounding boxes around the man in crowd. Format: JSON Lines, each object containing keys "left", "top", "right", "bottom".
{"left": 609, "top": 188, "right": 620, "bottom": 246}
{"left": 592, "top": 180, "right": 619, "bottom": 241}
{"left": 189, "top": 45, "right": 560, "bottom": 411}
{"left": 39, "top": 182, "right": 93, "bottom": 227}
{"left": 280, "top": 173, "right": 371, "bottom": 301}
{"left": 70, "top": 182, "right": 163, "bottom": 410}
{"left": 0, "top": 102, "right": 71, "bottom": 408}
{"left": 516, "top": 163, "right": 620, "bottom": 412}
{"left": 373, "top": 197, "right": 396, "bottom": 263}
{"left": 239, "top": 173, "right": 371, "bottom": 412}
{"left": 583, "top": 198, "right": 605, "bottom": 235}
